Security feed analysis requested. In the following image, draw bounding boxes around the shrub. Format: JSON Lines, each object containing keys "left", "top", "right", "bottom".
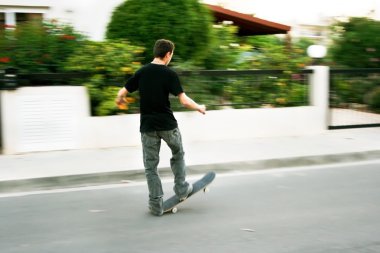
{"left": 65, "top": 40, "right": 144, "bottom": 116}
{"left": 365, "top": 86, "right": 380, "bottom": 112}
{"left": 331, "top": 77, "right": 378, "bottom": 107}
{"left": 0, "top": 20, "right": 85, "bottom": 73}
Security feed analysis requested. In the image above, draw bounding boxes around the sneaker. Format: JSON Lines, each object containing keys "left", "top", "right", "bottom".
{"left": 149, "top": 198, "right": 163, "bottom": 216}
{"left": 179, "top": 184, "right": 193, "bottom": 201}
{"left": 149, "top": 206, "right": 163, "bottom": 216}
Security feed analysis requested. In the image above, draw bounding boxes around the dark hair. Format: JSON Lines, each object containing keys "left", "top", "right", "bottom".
{"left": 153, "top": 39, "right": 175, "bottom": 58}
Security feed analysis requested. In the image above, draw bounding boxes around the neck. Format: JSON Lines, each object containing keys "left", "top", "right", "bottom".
{"left": 152, "top": 58, "right": 166, "bottom": 65}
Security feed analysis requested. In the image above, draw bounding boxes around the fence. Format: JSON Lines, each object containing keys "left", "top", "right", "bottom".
{"left": 2, "top": 67, "right": 380, "bottom": 128}
{"left": 0, "top": 69, "right": 92, "bottom": 90}
{"left": 329, "top": 68, "right": 380, "bottom": 129}
{"left": 1, "top": 68, "right": 312, "bottom": 113}
{"left": 173, "top": 69, "right": 311, "bottom": 111}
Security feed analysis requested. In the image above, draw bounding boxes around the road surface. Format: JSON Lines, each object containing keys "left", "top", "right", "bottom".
{"left": 1, "top": 160, "right": 380, "bottom": 253}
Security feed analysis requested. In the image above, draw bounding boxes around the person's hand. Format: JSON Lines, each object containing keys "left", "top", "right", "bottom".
{"left": 115, "top": 96, "right": 127, "bottom": 109}
{"left": 115, "top": 96, "right": 124, "bottom": 105}
{"left": 197, "top": 104, "right": 206, "bottom": 115}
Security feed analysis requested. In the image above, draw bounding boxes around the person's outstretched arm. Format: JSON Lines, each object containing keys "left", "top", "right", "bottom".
{"left": 178, "top": 92, "right": 206, "bottom": 114}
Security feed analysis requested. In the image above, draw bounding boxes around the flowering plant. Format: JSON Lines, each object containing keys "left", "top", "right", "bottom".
{"left": 0, "top": 20, "right": 85, "bottom": 72}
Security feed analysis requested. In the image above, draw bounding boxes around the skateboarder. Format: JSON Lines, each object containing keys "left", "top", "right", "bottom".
{"left": 115, "top": 39, "right": 206, "bottom": 216}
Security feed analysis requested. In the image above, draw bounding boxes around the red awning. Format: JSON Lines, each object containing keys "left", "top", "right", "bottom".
{"left": 206, "top": 4, "right": 291, "bottom": 36}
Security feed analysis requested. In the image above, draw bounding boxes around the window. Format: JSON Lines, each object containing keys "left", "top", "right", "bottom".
{"left": 16, "top": 13, "right": 43, "bottom": 24}
{"left": 0, "top": 8, "right": 44, "bottom": 29}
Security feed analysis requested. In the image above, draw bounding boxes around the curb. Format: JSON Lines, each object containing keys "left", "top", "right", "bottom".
{"left": 1, "top": 150, "right": 380, "bottom": 194}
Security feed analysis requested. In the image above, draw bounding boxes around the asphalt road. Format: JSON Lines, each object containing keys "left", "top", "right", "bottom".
{"left": 1, "top": 160, "right": 380, "bottom": 253}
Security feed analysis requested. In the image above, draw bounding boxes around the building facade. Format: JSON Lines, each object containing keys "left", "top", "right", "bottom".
{"left": 1, "top": 1, "right": 378, "bottom": 43}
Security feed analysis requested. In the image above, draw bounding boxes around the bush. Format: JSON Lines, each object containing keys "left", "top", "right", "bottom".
{"left": 106, "top": 0, "right": 213, "bottom": 63}
{"left": 330, "top": 77, "right": 379, "bottom": 108}
{"left": 244, "top": 36, "right": 313, "bottom": 70}
{"left": 365, "top": 86, "right": 380, "bottom": 112}
{"left": 330, "top": 17, "right": 380, "bottom": 68}
{"left": 65, "top": 40, "right": 144, "bottom": 116}
{"left": 0, "top": 20, "right": 85, "bottom": 73}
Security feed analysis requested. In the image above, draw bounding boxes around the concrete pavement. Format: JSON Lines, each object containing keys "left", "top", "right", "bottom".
{"left": 1, "top": 128, "right": 380, "bottom": 193}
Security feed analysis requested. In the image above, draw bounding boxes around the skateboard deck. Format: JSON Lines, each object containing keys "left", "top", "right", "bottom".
{"left": 163, "top": 171, "right": 216, "bottom": 214}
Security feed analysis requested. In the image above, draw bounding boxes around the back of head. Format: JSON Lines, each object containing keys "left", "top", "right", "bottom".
{"left": 153, "top": 39, "right": 175, "bottom": 59}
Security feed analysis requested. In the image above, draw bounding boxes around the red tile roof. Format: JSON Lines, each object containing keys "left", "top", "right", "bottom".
{"left": 206, "top": 4, "right": 291, "bottom": 35}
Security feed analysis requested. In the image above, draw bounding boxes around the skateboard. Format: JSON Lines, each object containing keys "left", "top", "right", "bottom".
{"left": 163, "top": 171, "right": 216, "bottom": 214}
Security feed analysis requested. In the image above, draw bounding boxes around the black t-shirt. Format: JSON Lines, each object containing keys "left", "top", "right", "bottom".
{"left": 125, "top": 63, "right": 183, "bottom": 133}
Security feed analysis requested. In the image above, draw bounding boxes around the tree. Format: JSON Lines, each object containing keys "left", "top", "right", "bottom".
{"left": 330, "top": 17, "right": 380, "bottom": 68}
{"left": 106, "top": 0, "right": 213, "bottom": 63}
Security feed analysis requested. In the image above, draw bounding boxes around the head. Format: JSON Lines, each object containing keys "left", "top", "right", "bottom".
{"left": 153, "top": 39, "right": 175, "bottom": 65}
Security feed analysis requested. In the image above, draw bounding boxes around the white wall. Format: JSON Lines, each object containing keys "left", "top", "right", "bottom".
{"left": 44, "top": 0, "right": 123, "bottom": 41}
{"left": 178, "top": 107, "right": 322, "bottom": 143}
{"left": 0, "top": 1, "right": 52, "bottom": 6}
{"left": 79, "top": 113, "right": 140, "bottom": 149}
{"left": 0, "top": 0, "right": 124, "bottom": 41}
{"left": 76, "top": 106, "right": 323, "bottom": 151}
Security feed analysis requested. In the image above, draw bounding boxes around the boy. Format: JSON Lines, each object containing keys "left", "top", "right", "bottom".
{"left": 116, "top": 39, "right": 206, "bottom": 216}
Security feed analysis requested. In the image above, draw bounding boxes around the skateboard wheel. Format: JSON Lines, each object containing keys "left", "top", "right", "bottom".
{"left": 172, "top": 207, "right": 178, "bottom": 214}
{"left": 204, "top": 187, "right": 210, "bottom": 193}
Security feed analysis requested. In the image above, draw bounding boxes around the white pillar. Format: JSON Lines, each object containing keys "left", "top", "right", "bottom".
{"left": 307, "top": 65, "right": 330, "bottom": 130}
{"left": 5, "top": 12, "right": 16, "bottom": 27}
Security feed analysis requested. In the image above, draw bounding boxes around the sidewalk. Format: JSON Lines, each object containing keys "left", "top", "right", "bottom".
{"left": 1, "top": 128, "right": 380, "bottom": 193}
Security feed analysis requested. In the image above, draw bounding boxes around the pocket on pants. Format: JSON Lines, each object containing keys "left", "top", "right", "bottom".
{"left": 141, "top": 131, "right": 157, "bottom": 146}
{"left": 163, "top": 128, "right": 183, "bottom": 153}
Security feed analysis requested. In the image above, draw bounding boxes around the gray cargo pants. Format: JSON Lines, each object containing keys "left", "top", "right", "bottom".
{"left": 141, "top": 128, "right": 190, "bottom": 210}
